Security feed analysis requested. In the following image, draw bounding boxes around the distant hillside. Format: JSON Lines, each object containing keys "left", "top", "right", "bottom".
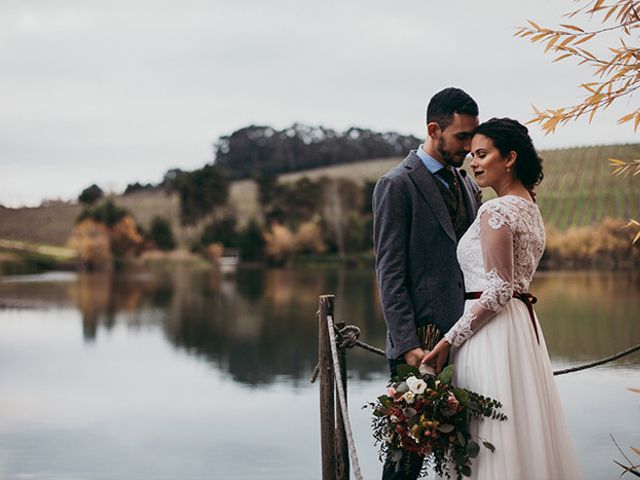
{"left": 535, "top": 144, "right": 639, "bottom": 229}
{"left": 231, "top": 143, "right": 640, "bottom": 229}
{"left": 0, "top": 144, "right": 638, "bottom": 247}
{"left": 213, "top": 124, "right": 420, "bottom": 179}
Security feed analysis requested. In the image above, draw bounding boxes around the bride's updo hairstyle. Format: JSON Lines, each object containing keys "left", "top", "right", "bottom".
{"left": 473, "top": 117, "right": 544, "bottom": 191}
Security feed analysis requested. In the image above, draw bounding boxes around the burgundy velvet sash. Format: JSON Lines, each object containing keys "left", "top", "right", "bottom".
{"left": 464, "top": 291, "right": 540, "bottom": 345}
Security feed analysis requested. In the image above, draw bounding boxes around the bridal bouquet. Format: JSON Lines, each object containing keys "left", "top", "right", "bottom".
{"left": 367, "top": 363, "right": 507, "bottom": 479}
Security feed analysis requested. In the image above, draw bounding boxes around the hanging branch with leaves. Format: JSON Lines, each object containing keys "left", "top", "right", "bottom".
{"left": 608, "top": 158, "right": 640, "bottom": 243}
{"left": 516, "top": 0, "right": 640, "bottom": 134}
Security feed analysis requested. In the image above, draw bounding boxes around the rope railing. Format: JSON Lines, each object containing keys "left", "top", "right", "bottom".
{"left": 314, "top": 294, "right": 640, "bottom": 480}
{"left": 312, "top": 322, "right": 640, "bottom": 383}
{"left": 325, "top": 313, "right": 364, "bottom": 480}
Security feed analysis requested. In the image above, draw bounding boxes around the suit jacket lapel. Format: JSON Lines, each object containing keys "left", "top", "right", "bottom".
{"left": 404, "top": 152, "right": 456, "bottom": 243}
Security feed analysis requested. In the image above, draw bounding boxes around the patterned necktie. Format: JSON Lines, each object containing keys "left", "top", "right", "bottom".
{"left": 436, "top": 167, "right": 461, "bottom": 204}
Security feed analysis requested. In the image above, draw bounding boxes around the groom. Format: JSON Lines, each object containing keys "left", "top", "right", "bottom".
{"left": 372, "top": 87, "right": 482, "bottom": 479}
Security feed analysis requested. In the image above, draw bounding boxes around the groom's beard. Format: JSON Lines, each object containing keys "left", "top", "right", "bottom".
{"left": 438, "top": 138, "right": 467, "bottom": 168}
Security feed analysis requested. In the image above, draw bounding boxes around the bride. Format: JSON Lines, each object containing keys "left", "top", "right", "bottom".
{"left": 423, "top": 118, "right": 582, "bottom": 479}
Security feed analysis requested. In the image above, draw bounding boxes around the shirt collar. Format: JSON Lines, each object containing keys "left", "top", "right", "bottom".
{"left": 415, "top": 145, "right": 446, "bottom": 175}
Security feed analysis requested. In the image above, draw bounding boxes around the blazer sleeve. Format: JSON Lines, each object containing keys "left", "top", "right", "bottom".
{"left": 373, "top": 176, "right": 421, "bottom": 356}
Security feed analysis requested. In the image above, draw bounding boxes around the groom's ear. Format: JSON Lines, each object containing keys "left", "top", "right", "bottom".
{"left": 427, "top": 122, "right": 440, "bottom": 139}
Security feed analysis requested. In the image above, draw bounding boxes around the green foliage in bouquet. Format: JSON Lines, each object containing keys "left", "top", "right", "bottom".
{"left": 366, "top": 364, "right": 508, "bottom": 479}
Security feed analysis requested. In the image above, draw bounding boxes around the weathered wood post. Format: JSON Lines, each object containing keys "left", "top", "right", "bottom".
{"left": 319, "top": 295, "right": 337, "bottom": 480}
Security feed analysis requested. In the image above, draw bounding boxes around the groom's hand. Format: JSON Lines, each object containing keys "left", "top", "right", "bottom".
{"left": 403, "top": 347, "right": 428, "bottom": 367}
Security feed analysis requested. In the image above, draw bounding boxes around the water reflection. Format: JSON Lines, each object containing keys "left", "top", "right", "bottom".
{"left": 0, "top": 268, "right": 638, "bottom": 386}
{"left": 532, "top": 272, "right": 640, "bottom": 362}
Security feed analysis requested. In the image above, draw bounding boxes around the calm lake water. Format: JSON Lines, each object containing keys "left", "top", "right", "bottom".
{"left": 0, "top": 267, "right": 638, "bottom": 480}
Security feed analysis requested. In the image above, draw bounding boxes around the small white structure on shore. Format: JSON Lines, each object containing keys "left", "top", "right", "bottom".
{"left": 217, "top": 248, "right": 240, "bottom": 275}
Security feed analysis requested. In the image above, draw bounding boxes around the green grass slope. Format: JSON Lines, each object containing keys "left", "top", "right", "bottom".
{"left": 534, "top": 144, "right": 640, "bottom": 229}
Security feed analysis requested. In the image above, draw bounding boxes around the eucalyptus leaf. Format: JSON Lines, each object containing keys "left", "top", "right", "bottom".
{"left": 461, "top": 464, "right": 472, "bottom": 477}
{"left": 438, "top": 424, "right": 454, "bottom": 433}
{"left": 482, "top": 441, "right": 496, "bottom": 453}
{"left": 437, "top": 364, "right": 454, "bottom": 384}
{"left": 452, "top": 450, "right": 467, "bottom": 465}
{"left": 457, "top": 431, "right": 467, "bottom": 446}
{"left": 466, "top": 440, "right": 480, "bottom": 458}
{"left": 453, "top": 387, "right": 469, "bottom": 404}
{"left": 396, "top": 382, "right": 409, "bottom": 394}
{"left": 403, "top": 407, "right": 417, "bottom": 418}
{"left": 396, "top": 364, "right": 421, "bottom": 379}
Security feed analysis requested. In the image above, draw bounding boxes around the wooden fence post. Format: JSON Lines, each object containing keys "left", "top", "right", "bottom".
{"left": 319, "top": 295, "right": 337, "bottom": 480}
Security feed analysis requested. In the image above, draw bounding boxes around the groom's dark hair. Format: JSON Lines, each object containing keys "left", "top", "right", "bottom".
{"left": 427, "top": 87, "right": 478, "bottom": 131}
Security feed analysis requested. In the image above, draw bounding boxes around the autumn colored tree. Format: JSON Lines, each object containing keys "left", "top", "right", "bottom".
{"left": 110, "top": 215, "right": 144, "bottom": 256}
{"left": 68, "top": 219, "right": 113, "bottom": 271}
{"left": 517, "top": 0, "right": 640, "bottom": 133}
{"left": 71, "top": 200, "right": 144, "bottom": 269}
{"left": 518, "top": 0, "right": 640, "bottom": 243}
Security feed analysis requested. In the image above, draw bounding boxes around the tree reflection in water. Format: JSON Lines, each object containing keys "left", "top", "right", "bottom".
{"left": 1, "top": 268, "right": 637, "bottom": 386}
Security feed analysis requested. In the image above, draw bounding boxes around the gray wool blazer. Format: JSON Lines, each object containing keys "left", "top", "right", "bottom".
{"left": 373, "top": 151, "right": 482, "bottom": 359}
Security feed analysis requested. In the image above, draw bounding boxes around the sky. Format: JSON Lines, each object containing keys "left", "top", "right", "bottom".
{"left": 1, "top": 0, "right": 638, "bottom": 207}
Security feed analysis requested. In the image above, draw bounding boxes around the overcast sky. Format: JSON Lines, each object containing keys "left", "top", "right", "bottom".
{"left": 1, "top": 0, "right": 638, "bottom": 207}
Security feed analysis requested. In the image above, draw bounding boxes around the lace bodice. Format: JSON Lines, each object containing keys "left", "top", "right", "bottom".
{"left": 444, "top": 195, "right": 546, "bottom": 347}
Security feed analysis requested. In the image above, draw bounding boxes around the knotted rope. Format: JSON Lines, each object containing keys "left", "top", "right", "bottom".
{"left": 310, "top": 317, "right": 640, "bottom": 382}
{"left": 310, "top": 315, "right": 385, "bottom": 384}
{"left": 325, "top": 314, "right": 364, "bottom": 480}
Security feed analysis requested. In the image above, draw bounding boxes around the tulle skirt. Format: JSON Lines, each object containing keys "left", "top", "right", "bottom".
{"left": 449, "top": 299, "right": 583, "bottom": 480}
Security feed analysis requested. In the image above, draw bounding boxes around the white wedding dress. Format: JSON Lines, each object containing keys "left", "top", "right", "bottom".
{"left": 443, "top": 195, "right": 582, "bottom": 480}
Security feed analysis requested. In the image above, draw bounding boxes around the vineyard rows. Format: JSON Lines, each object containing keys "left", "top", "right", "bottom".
{"left": 534, "top": 144, "right": 640, "bottom": 229}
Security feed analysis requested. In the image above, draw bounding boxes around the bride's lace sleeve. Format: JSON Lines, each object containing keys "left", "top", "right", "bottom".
{"left": 444, "top": 206, "right": 515, "bottom": 347}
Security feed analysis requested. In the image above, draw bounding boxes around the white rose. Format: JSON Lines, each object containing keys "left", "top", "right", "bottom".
{"left": 402, "top": 391, "right": 415, "bottom": 404}
{"left": 405, "top": 376, "right": 418, "bottom": 390}
{"left": 409, "top": 379, "right": 427, "bottom": 395}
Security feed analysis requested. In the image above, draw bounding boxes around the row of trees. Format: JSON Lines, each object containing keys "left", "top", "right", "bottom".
{"left": 78, "top": 123, "right": 415, "bottom": 206}
{"left": 75, "top": 168, "right": 638, "bottom": 270}
{"left": 213, "top": 123, "right": 418, "bottom": 179}
{"left": 73, "top": 169, "right": 378, "bottom": 269}
{"left": 196, "top": 175, "right": 376, "bottom": 266}
{"left": 69, "top": 201, "right": 176, "bottom": 270}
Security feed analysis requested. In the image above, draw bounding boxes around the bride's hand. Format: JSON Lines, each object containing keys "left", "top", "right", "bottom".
{"left": 421, "top": 339, "right": 451, "bottom": 374}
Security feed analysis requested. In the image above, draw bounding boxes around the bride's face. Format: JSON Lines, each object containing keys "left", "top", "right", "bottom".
{"left": 469, "top": 134, "right": 514, "bottom": 189}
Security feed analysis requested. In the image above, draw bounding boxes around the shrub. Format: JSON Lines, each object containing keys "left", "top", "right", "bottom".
{"left": 110, "top": 215, "right": 144, "bottom": 256}
{"left": 68, "top": 219, "right": 113, "bottom": 271}
{"left": 264, "top": 223, "right": 295, "bottom": 266}
{"left": 294, "top": 220, "right": 327, "bottom": 254}
{"left": 200, "top": 216, "right": 240, "bottom": 248}
{"left": 544, "top": 218, "right": 640, "bottom": 269}
{"left": 148, "top": 216, "right": 177, "bottom": 251}
{"left": 239, "top": 218, "right": 266, "bottom": 261}
{"left": 77, "top": 199, "right": 127, "bottom": 227}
